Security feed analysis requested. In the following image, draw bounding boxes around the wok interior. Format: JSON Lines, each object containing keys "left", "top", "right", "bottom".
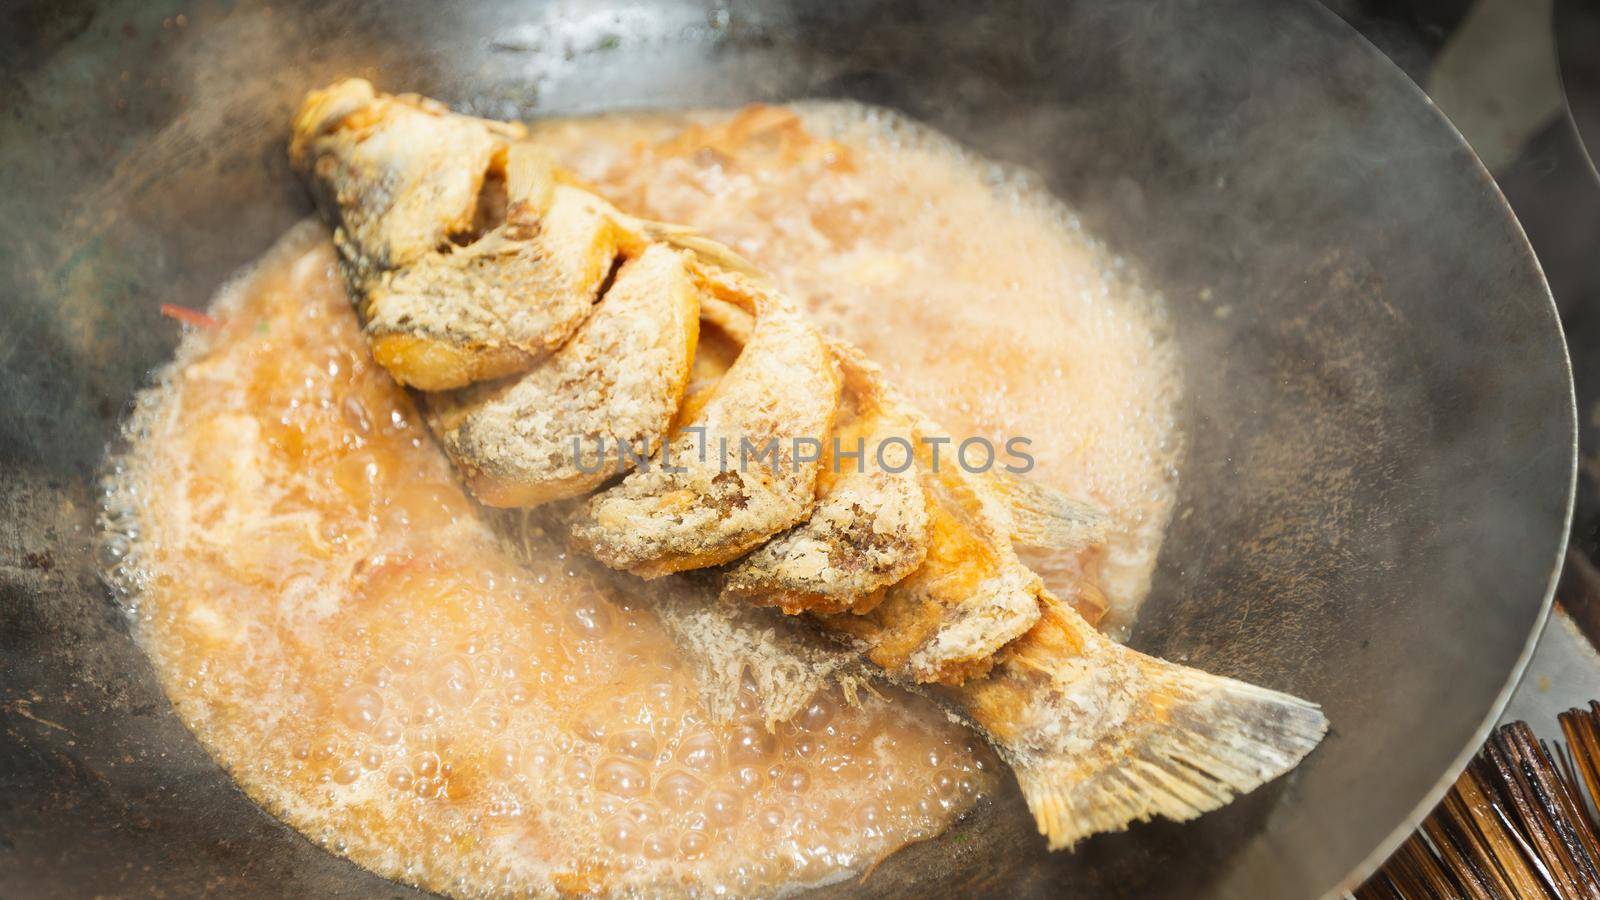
{"left": 0, "top": 0, "right": 1571, "bottom": 896}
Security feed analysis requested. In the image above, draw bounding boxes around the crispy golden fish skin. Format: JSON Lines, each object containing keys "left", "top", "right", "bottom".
{"left": 425, "top": 243, "right": 702, "bottom": 507}
{"left": 693, "top": 298, "right": 1082, "bottom": 631}
{"left": 722, "top": 348, "right": 929, "bottom": 616}
{"left": 293, "top": 83, "right": 622, "bottom": 391}
{"left": 681, "top": 313, "right": 1047, "bottom": 684}
{"left": 693, "top": 339, "right": 1033, "bottom": 686}
{"left": 289, "top": 78, "right": 515, "bottom": 277}
{"left": 819, "top": 432, "right": 1044, "bottom": 686}
{"left": 364, "top": 181, "right": 623, "bottom": 390}
{"left": 569, "top": 268, "right": 842, "bottom": 579}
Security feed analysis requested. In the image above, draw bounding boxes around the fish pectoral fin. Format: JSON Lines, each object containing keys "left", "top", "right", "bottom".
{"left": 503, "top": 144, "right": 557, "bottom": 213}
{"left": 631, "top": 580, "right": 872, "bottom": 730}
{"left": 659, "top": 232, "right": 767, "bottom": 279}
{"left": 984, "top": 471, "right": 1110, "bottom": 552}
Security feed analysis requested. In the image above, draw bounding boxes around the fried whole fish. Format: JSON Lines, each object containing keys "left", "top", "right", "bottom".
{"left": 292, "top": 82, "right": 1327, "bottom": 851}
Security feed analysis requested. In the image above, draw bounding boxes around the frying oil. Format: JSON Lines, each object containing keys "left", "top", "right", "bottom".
{"left": 102, "top": 104, "right": 1181, "bottom": 897}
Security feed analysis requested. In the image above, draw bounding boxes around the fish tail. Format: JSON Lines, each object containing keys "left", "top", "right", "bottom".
{"left": 1016, "top": 665, "right": 1326, "bottom": 849}
{"left": 961, "top": 600, "right": 1327, "bottom": 849}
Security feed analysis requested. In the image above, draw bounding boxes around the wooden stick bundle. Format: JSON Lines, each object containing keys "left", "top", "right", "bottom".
{"left": 1358, "top": 702, "right": 1600, "bottom": 898}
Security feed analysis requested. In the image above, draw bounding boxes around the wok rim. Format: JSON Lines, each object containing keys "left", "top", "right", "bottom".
{"left": 1309, "top": 3, "right": 1577, "bottom": 894}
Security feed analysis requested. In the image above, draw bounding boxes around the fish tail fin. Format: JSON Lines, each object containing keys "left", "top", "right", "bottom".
{"left": 966, "top": 601, "right": 1327, "bottom": 849}
{"left": 1016, "top": 663, "right": 1326, "bottom": 849}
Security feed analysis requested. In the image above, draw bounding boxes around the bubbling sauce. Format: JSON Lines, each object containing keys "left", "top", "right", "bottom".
{"left": 104, "top": 105, "right": 1181, "bottom": 897}
{"left": 105, "top": 226, "right": 994, "bottom": 897}
{"left": 531, "top": 104, "right": 1182, "bottom": 634}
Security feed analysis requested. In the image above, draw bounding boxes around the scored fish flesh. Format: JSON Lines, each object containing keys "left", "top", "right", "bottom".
{"left": 425, "top": 242, "right": 701, "bottom": 506}
{"left": 569, "top": 266, "right": 842, "bottom": 578}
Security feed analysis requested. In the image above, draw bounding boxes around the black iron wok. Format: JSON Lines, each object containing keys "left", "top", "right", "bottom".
{"left": 0, "top": 0, "right": 1575, "bottom": 896}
